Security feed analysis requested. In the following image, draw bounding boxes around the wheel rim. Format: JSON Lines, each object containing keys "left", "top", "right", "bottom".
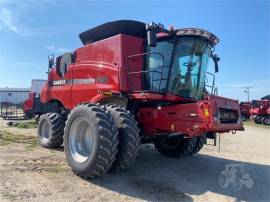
{"left": 264, "top": 118, "right": 270, "bottom": 125}
{"left": 40, "top": 119, "right": 51, "bottom": 142}
{"left": 69, "top": 117, "right": 94, "bottom": 163}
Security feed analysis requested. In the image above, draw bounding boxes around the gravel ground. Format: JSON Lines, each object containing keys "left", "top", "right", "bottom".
{"left": 0, "top": 118, "right": 269, "bottom": 202}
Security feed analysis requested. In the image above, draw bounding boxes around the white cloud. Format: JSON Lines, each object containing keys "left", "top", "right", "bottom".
{"left": 0, "top": 0, "right": 62, "bottom": 36}
{"left": 0, "top": 7, "right": 19, "bottom": 33}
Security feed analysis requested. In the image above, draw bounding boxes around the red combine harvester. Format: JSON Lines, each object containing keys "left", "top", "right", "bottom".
{"left": 250, "top": 100, "right": 270, "bottom": 125}
{"left": 35, "top": 20, "right": 243, "bottom": 178}
{"left": 239, "top": 102, "right": 252, "bottom": 121}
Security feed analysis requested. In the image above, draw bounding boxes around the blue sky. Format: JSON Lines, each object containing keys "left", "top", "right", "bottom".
{"left": 0, "top": 0, "right": 269, "bottom": 101}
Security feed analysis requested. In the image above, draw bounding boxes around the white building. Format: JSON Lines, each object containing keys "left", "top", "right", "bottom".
{"left": 0, "top": 79, "right": 46, "bottom": 105}
{"left": 0, "top": 88, "right": 30, "bottom": 105}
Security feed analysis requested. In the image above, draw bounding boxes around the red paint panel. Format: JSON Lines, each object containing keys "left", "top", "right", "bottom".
{"left": 71, "top": 63, "right": 119, "bottom": 108}
{"left": 137, "top": 102, "right": 208, "bottom": 137}
{"left": 76, "top": 35, "right": 121, "bottom": 65}
{"left": 118, "top": 35, "right": 144, "bottom": 92}
{"left": 71, "top": 35, "right": 123, "bottom": 108}
{"left": 41, "top": 34, "right": 144, "bottom": 109}
{"left": 41, "top": 67, "right": 73, "bottom": 109}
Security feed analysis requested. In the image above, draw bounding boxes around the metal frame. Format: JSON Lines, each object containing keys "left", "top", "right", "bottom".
{"left": 126, "top": 52, "right": 168, "bottom": 93}
{"left": 205, "top": 72, "right": 216, "bottom": 95}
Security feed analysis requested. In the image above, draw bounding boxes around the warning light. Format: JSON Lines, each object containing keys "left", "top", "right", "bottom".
{"left": 204, "top": 108, "right": 209, "bottom": 117}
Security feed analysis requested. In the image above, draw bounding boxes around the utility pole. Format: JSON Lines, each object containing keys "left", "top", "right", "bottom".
{"left": 244, "top": 87, "right": 252, "bottom": 102}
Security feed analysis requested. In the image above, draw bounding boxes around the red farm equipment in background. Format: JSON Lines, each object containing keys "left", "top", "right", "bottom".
{"left": 23, "top": 92, "right": 36, "bottom": 119}
{"left": 250, "top": 99, "right": 270, "bottom": 125}
{"left": 239, "top": 102, "right": 252, "bottom": 121}
{"left": 33, "top": 20, "right": 244, "bottom": 178}
{"left": 22, "top": 79, "right": 47, "bottom": 119}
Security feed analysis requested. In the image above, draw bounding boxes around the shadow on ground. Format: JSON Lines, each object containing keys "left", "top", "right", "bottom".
{"left": 85, "top": 145, "right": 270, "bottom": 202}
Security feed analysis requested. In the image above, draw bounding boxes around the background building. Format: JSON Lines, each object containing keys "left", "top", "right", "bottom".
{"left": 0, "top": 88, "right": 30, "bottom": 105}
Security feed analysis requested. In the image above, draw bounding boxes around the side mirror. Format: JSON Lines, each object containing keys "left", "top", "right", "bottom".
{"left": 211, "top": 53, "right": 220, "bottom": 73}
{"left": 48, "top": 54, "right": 55, "bottom": 69}
{"left": 147, "top": 30, "right": 157, "bottom": 47}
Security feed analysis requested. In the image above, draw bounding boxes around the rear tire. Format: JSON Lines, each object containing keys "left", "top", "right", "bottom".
{"left": 64, "top": 103, "right": 118, "bottom": 178}
{"left": 105, "top": 104, "right": 140, "bottom": 172}
{"left": 154, "top": 136, "right": 196, "bottom": 158}
{"left": 190, "top": 134, "right": 206, "bottom": 155}
{"left": 37, "top": 113, "right": 64, "bottom": 148}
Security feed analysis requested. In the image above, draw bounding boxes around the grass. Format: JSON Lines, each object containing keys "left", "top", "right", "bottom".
{"left": 10, "top": 121, "right": 37, "bottom": 129}
{"left": 0, "top": 130, "right": 38, "bottom": 148}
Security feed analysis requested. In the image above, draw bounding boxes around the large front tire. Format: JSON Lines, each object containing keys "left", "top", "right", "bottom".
{"left": 105, "top": 104, "right": 140, "bottom": 172}
{"left": 64, "top": 103, "right": 118, "bottom": 178}
{"left": 154, "top": 136, "right": 196, "bottom": 158}
{"left": 37, "top": 113, "right": 64, "bottom": 148}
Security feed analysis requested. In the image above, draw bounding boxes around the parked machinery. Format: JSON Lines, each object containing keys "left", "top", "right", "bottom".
{"left": 250, "top": 100, "right": 270, "bottom": 125}
{"left": 22, "top": 80, "right": 47, "bottom": 119}
{"left": 34, "top": 20, "right": 243, "bottom": 178}
{"left": 239, "top": 102, "right": 251, "bottom": 121}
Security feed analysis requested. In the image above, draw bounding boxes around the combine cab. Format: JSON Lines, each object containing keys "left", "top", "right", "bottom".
{"left": 35, "top": 20, "right": 243, "bottom": 178}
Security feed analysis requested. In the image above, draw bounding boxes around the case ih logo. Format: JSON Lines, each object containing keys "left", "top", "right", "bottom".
{"left": 53, "top": 80, "right": 66, "bottom": 86}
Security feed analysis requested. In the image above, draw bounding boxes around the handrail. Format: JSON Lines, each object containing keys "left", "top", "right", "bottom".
{"left": 126, "top": 52, "right": 167, "bottom": 93}
{"left": 205, "top": 72, "right": 216, "bottom": 94}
